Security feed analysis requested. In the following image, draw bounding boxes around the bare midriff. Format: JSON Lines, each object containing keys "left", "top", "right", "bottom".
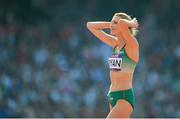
{"left": 109, "top": 70, "right": 133, "bottom": 91}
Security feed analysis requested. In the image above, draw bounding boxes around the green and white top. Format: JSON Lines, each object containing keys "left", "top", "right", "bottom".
{"left": 108, "top": 48, "right": 137, "bottom": 73}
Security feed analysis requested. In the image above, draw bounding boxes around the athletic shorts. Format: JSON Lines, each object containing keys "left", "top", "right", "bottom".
{"left": 107, "top": 89, "right": 135, "bottom": 109}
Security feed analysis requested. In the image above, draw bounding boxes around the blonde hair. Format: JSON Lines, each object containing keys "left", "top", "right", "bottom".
{"left": 114, "top": 12, "right": 138, "bottom": 36}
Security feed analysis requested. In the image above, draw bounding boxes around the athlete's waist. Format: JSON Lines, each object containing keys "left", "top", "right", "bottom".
{"left": 109, "top": 75, "right": 133, "bottom": 91}
{"left": 110, "top": 80, "right": 132, "bottom": 88}
{"left": 109, "top": 84, "right": 133, "bottom": 92}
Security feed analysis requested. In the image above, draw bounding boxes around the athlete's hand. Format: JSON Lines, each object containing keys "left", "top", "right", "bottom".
{"left": 131, "top": 18, "right": 139, "bottom": 28}
{"left": 118, "top": 18, "right": 139, "bottom": 28}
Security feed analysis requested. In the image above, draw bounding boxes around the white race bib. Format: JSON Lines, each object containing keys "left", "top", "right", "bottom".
{"left": 108, "top": 57, "right": 122, "bottom": 70}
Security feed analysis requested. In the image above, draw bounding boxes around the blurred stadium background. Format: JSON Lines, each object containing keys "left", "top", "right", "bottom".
{"left": 0, "top": 0, "right": 180, "bottom": 118}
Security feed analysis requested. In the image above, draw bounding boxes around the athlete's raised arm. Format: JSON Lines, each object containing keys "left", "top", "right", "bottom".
{"left": 118, "top": 19, "right": 139, "bottom": 62}
{"left": 86, "top": 21, "right": 124, "bottom": 48}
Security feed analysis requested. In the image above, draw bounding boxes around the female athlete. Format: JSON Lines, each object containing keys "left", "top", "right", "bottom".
{"left": 86, "top": 12, "right": 139, "bottom": 118}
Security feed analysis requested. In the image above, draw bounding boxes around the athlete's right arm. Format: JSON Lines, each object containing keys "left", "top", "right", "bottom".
{"left": 86, "top": 22, "right": 118, "bottom": 47}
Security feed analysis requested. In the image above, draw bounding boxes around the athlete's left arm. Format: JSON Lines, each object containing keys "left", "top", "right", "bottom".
{"left": 119, "top": 20, "right": 139, "bottom": 62}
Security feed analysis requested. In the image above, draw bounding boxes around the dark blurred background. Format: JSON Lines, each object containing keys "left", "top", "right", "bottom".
{"left": 0, "top": 0, "right": 180, "bottom": 118}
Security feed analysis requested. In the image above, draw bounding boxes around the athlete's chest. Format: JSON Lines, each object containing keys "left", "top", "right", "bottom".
{"left": 108, "top": 50, "right": 124, "bottom": 71}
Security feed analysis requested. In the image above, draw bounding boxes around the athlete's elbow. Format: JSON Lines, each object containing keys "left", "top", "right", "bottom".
{"left": 86, "top": 22, "right": 92, "bottom": 29}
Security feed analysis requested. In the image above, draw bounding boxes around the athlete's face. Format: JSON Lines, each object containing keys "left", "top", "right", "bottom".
{"left": 110, "top": 16, "right": 121, "bottom": 35}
